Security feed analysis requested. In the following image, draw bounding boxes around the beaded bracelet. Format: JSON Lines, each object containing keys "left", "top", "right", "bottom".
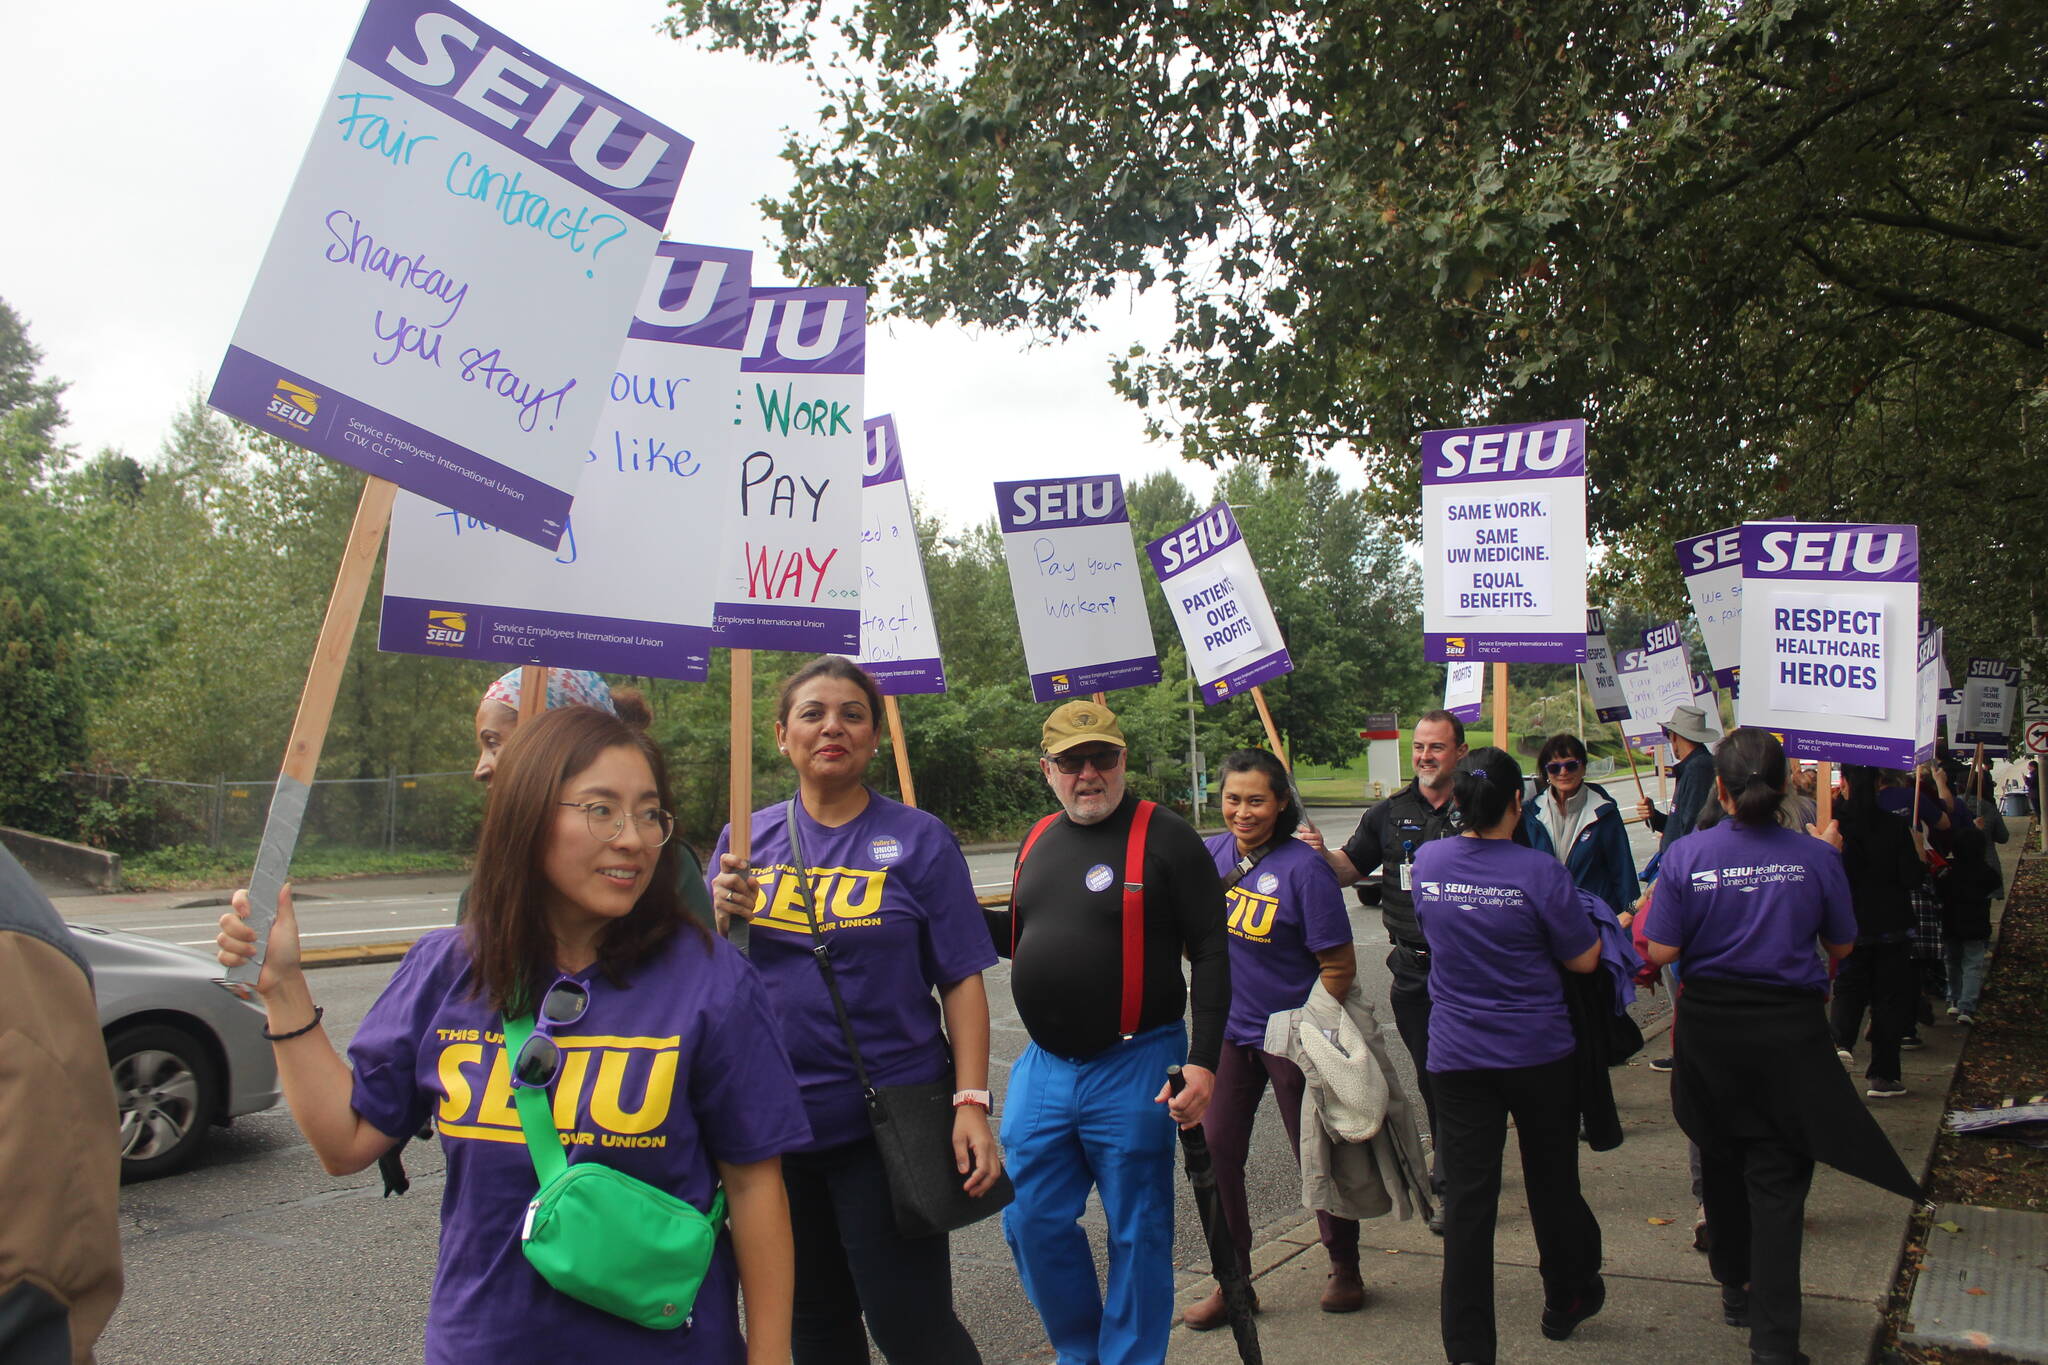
{"left": 262, "top": 1005, "right": 324, "bottom": 1042}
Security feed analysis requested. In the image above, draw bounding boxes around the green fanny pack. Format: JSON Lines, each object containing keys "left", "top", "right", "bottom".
{"left": 504, "top": 1012, "right": 726, "bottom": 1330}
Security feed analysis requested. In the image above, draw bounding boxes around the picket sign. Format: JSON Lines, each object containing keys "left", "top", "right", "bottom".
{"left": 229, "top": 476, "right": 398, "bottom": 981}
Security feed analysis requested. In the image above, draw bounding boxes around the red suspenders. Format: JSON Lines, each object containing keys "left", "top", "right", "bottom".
{"left": 1011, "top": 801, "right": 1157, "bottom": 1038}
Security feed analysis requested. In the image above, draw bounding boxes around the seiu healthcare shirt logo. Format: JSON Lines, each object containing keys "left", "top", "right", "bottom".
{"left": 1700, "top": 863, "right": 1808, "bottom": 893}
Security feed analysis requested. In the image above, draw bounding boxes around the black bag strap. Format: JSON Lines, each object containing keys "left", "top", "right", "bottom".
{"left": 784, "top": 801, "right": 875, "bottom": 1098}
{"left": 1219, "top": 840, "right": 1275, "bottom": 892}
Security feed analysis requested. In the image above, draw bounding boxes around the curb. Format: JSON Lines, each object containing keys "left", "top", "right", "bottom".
{"left": 302, "top": 941, "right": 416, "bottom": 970}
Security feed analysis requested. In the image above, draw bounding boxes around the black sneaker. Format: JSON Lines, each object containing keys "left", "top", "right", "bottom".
{"left": 1722, "top": 1283, "right": 1749, "bottom": 1327}
{"left": 1899, "top": 1036, "right": 1927, "bottom": 1051}
{"left": 1866, "top": 1078, "right": 1907, "bottom": 1099}
{"left": 1427, "top": 1204, "right": 1445, "bottom": 1236}
{"left": 1541, "top": 1277, "right": 1606, "bottom": 1341}
{"left": 1648, "top": 1055, "right": 1675, "bottom": 1072}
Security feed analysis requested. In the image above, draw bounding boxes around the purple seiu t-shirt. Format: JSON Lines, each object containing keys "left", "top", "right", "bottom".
{"left": 714, "top": 791, "right": 999, "bottom": 1151}
{"left": 347, "top": 927, "right": 811, "bottom": 1365}
{"left": 1414, "top": 837, "right": 1598, "bottom": 1072}
{"left": 1640, "top": 820, "right": 1856, "bottom": 994}
{"left": 1205, "top": 834, "right": 1353, "bottom": 1048}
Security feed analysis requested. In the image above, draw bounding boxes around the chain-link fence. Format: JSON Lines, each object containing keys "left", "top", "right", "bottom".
{"left": 62, "top": 770, "right": 483, "bottom": 856}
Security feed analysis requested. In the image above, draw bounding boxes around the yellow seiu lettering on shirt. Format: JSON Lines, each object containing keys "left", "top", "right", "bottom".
{"left": 434, "top": 1033, "right": 682, "bottom": 1147}
{"left": 1225, "top": 885, "right": 1280, "bottom": 942}
{"left": 752, "top": 862, "right": 890, "bottom": 935}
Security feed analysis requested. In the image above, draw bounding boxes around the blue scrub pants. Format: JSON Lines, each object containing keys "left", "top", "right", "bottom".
{"left": 1001, "top": 1023, "right": 1185, "bottom": 1365}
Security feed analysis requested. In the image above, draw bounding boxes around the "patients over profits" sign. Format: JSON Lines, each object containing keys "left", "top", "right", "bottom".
{"left": 1146, "top": 504, "right": 1292, "bottom": 705}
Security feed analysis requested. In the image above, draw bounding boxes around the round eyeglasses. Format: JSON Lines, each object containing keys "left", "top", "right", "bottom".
{"left": 558, "top": 801, "right": 675, "bottom": 846}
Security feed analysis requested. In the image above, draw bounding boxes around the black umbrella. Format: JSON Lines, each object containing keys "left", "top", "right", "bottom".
{"left": 1169, "top": 1065, "right": 1263, "bottom": 1364}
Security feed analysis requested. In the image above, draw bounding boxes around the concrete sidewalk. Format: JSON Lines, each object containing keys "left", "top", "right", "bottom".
{"left": 1167, "top": 1016, "right": 1951, "bottom": 1364}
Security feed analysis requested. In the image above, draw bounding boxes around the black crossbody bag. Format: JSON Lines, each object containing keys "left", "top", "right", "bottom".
{"left": 783, "top": 802, "right": 1014, "bottom": 1238}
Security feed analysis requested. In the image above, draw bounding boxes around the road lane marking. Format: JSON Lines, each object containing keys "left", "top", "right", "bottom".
{"left": 175, "top": 921, "right": 452, "bottom": 946}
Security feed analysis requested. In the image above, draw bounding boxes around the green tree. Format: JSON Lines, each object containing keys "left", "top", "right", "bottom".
{"left": 668, "top": 0, "right": 2048, "bottom": 666}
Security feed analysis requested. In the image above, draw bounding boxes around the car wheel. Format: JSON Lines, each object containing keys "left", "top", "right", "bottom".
{"left": 108, "top": 1023, "right": 220, "bottom": 1181}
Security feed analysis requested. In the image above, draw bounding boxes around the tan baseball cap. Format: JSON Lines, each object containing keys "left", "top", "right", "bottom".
{"left": 1042, "top": 700, "right": 1127, "bottom": 755}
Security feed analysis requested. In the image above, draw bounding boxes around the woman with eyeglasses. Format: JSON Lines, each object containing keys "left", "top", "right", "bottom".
{"left": 709, "top": 655, "right": 999, "bottom": 1365}
{"left": 1413, "top": 748, "right": 1606, "bottom": 1365}
{"left": 1519, "top": 735, "right": 1640, "bottom": 922}
{"left": 217, "top": 704, "right": 809, "bottom": 1363}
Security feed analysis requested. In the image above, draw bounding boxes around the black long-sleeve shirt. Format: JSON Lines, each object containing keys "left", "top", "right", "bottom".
{"left": 985, "top": 793, "right": 1230, "bottom": 1069}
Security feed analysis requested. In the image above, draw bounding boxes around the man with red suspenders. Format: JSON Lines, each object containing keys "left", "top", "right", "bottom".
{"left": 986, "top": 700, "right": 1230, "bottom": 1365}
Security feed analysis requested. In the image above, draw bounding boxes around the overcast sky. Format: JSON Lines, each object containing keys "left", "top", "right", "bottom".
{"left": 1, "top": 0, "right": 1214, "bottom": 531}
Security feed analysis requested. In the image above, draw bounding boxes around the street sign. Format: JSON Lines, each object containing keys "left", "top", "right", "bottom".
{"left": 2026, "top": 718, "right": 2048, "bottom": 756}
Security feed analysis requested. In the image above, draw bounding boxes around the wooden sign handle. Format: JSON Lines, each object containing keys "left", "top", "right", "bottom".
{"left": 518, "top": 665, "right": 548, "bottom": 724}
{"left": 1615, "top": 725, "right": 1648, "bottom": 801}
{"left": 883, "top": 694, "right": 917, "bottom": 809}
{"left": 728, "top": 649, "right": 753, "bottom": 864}
{"left": 1492, "top": 662, "right": 1509, "bottom": 751}
{"left": 1250, "top": 686, "right": 1288, "bottom": 769}
{"left": 231, "top": 475, "right": 397, "bottom": 981}
{"left": 1815, "top": 760, "right": 1834, "bottom": 830}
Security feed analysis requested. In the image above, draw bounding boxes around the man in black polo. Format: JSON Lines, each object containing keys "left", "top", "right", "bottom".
{"left": 1304, "top": 707, "right": 1466, "bottom": 1227}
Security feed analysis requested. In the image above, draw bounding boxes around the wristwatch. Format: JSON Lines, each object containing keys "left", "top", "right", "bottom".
{"left": 952, "top": 1088, "right": 992, "bottom": 1112}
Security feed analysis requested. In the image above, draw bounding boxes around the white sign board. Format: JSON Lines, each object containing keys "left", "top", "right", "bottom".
{"left": 853, "top": 415, "right": 946, "bottom": 694}
{"left": 1443, "top": 660, "right": 1483, "bottom": 724}
{"left": 1738, "top": 521, "right": 1921, "bottom": 767}
{"left": 1583, "top": 609, "right": 1630, "bottom": 723}
{"left": 1614, "top": 620, "right": 1694, "bottom": 751}
{"left": 1914, "top": 625, "right": 1943, "bottom": 764}
{"left": 378, "top": 243, "right": 745, "bottom": 678}
{"left": 209, "top": 0, "right": 687, "bottom": 548}
{"left": 712, "top": 287, "right": 866, "bottom": 652}
{"left": 1675, "top": 525, "right": 1744, "bottom": 693}
{"left": 1146, "top": 505, "right": 1292, "bottom": 705}
{"left": 996, "top": 476, "right": 1161, "bottom": 702}
{"left": 1960, "top": 657, "right": 2017, "bottom": 745}
{"left": 1420, "top": 420, "right": 1588, "bottom": 662}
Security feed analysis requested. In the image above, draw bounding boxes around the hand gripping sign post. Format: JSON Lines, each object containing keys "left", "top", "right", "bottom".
{"left": 1738, "top": 521, "right": 1921, "bottom": 827}
{"left": 214, "top": 0, "right": 687, "bottom": 979}
{"left": 854, "top": 415, "right": 948, "bottom": 807}
{"left": 210, "top": 0, "right": 685, "bottom": 548}
{"left": 1421, "top": 418, "right": 1589, "bottom": 749}
{"left": 379, "top": 242, "right": 749, "bottom": 680}
{"left": 715, "top": 286, "right": 867, "bottom": 861}
{"left": 1145, "top": 505, "right": 1295, "bottom": 756}
{"left": 1676, "top": 526, "right": 1745, "bottom": 694}
{"left": 997, "top": 476, "right": 1161, "bottom": 702}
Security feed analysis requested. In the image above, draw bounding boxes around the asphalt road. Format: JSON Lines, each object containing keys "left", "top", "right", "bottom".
{"left": 95, "top": 801, "right": 1668, "bottom": 1363}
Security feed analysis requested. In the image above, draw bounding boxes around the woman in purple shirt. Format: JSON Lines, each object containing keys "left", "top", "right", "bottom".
{"left": 1187, "top": 747, "right": 1360, "bottom": 1328}
{"left": 1643, "top": 728, "right": 1917, "bottom": 1365}
{"left": 711, "top": 656, "right": 1000, "bottom": 1365}
{"left": 216, "top": 705, "right": 809, "bottom": 1364}
{"left": 1413, "top": 748, "right": 1604, "bottom": 1365}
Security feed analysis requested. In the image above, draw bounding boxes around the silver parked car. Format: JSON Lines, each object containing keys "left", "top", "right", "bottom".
{"left": 68, "top": 921, "right": 282, "bottom": 1180}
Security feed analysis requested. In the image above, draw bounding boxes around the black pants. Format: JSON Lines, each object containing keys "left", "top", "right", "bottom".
{"left": 1700, "top": 1136, "right": 1816, "bottom": 1360}
{"left": 1388, "top": 941, "right": 1443, "bottom": 1189}
{"left": 1434, "top": 1055, "right": 1603, "bottom": 1364}
{"left": 1829, "top": 939, "right": 1913, "bottom": 1080}
{"left": 782, "top": 1133, "right": 982, "bottom": 1365}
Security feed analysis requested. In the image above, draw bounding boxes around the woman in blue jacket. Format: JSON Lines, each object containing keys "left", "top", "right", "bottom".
{"left": 1520, "top": 735, "right": 1640, "bottom": 920}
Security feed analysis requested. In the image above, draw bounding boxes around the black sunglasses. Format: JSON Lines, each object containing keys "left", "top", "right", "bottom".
{"left": 1544, "top": 759, "right": 1584, "bottom": 776}
{"left": 511, "top": 976, "right": 590, "bottom": 1090}
{"left": 1048, "top": 747, "right": 1125, "bottom": 775}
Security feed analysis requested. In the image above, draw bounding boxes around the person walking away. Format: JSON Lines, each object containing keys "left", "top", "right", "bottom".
{"left": 217, "top": 705, "right": 810, "bottom": 1363}
{"left": 1521, "top": 733, "right": 1640, "bottom": 920}
{"left": 983, "top": 700, "right": 1229, "bottom": 1365}
{"left": 1642, "top": 728, "right": 1919, "bottom": 1365}
{"left": 1936, "top": 807, "right": 1997, "bottom": 1026}
{"left": 1957, "top": 761, "right": 2008, "bottom": 904}
{"left": 710, "top": 656, "right": 999, "bottom": 1365}
{"left": 0, "top": 846, "right": 122, "bottom": 1364}
{"left": 1186, "top": 748, "right": 1363, "bottom": 1326}
{"left": 1301, "top": 709, "right": 1468, "bottom": 1229}
{"left": 1414, "top": 748, "right": 1605, "bottom": 1365}
{"left": 1828, "top": 766, "right": 1926, "bottom": 1099}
